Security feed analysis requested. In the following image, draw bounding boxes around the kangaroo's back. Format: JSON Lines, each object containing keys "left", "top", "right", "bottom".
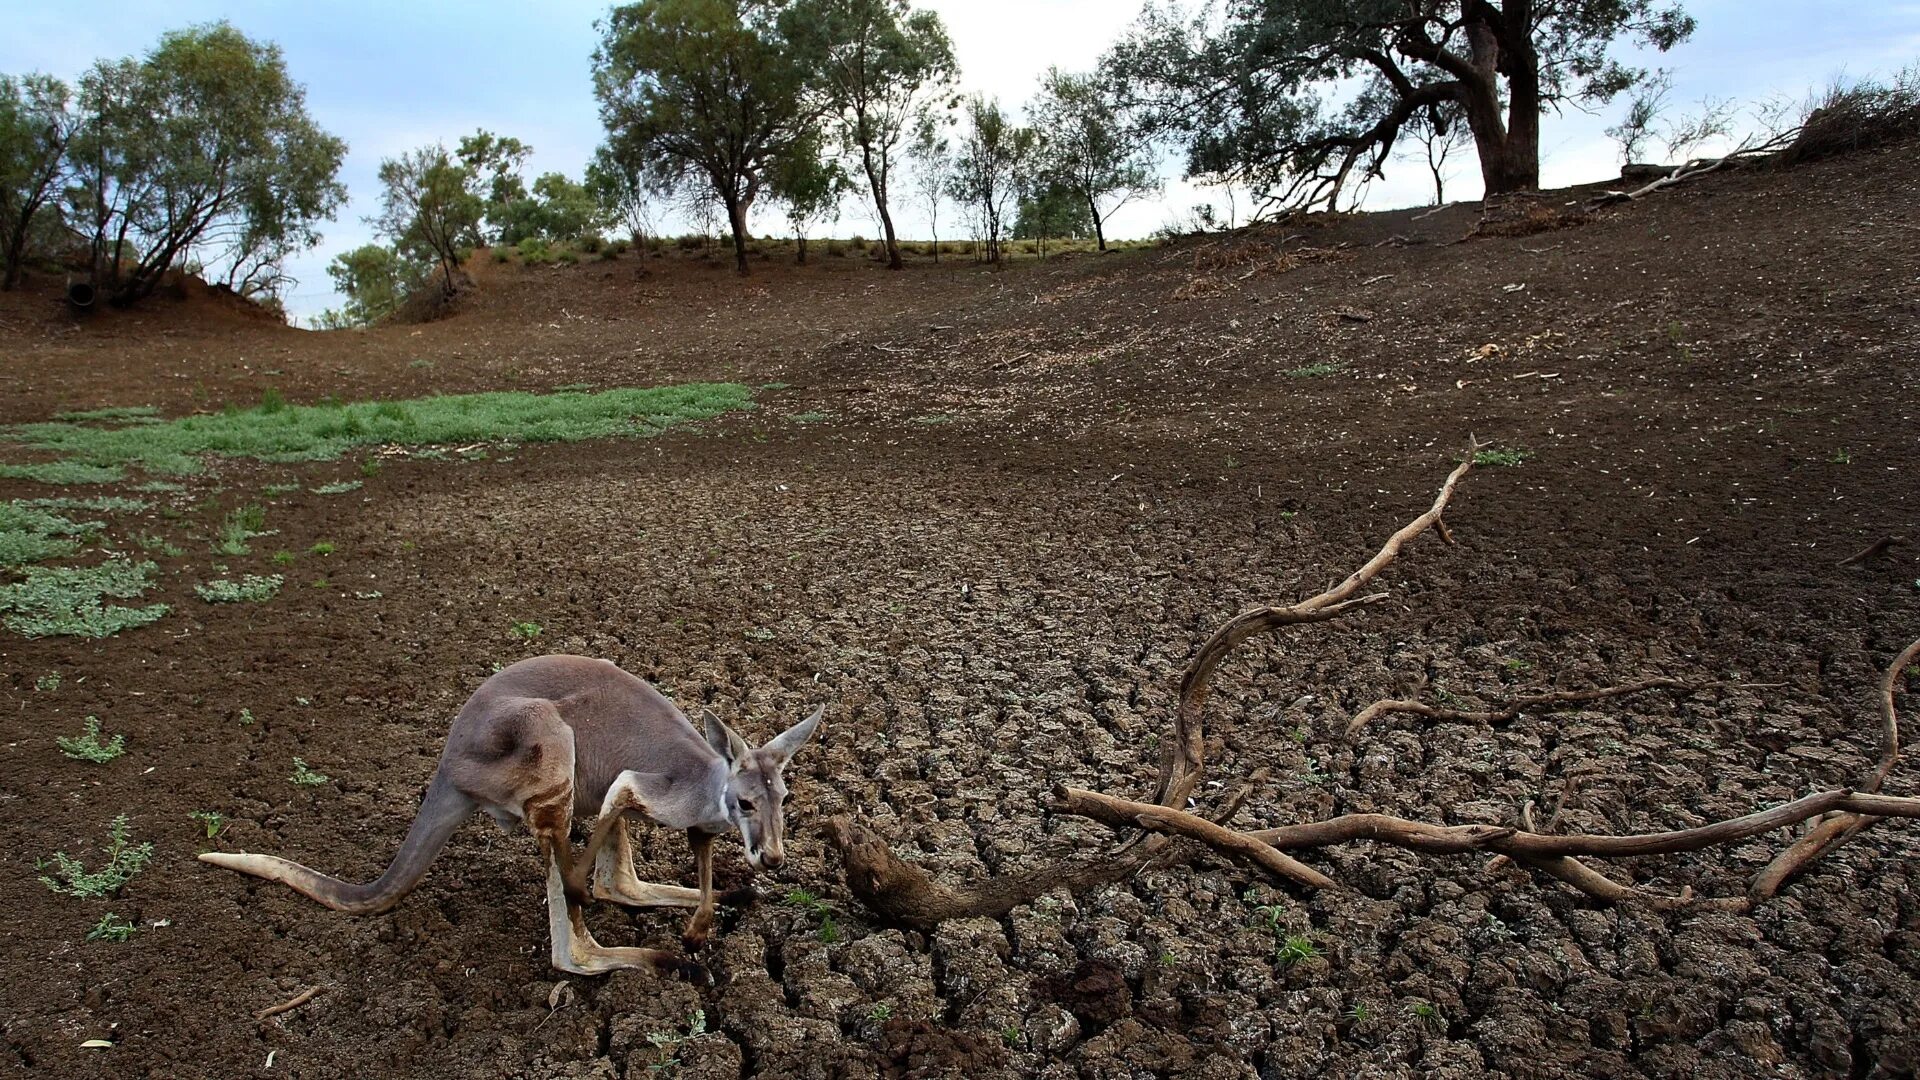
{"left": 462, "top": 655, "right": 719, "bottom": 811}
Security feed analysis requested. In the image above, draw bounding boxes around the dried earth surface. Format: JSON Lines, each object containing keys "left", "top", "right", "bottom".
{"left": 2, "top": 142, "right": 1918, "bottom": 1079}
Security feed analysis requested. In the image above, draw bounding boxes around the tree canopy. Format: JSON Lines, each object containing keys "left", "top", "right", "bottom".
{"left": 66, "top": 22, "right": 346, "bottom": 306}
{"left": 1108, "top": 0, "right": 1694, "bottom": 211}
{"left": 0, "top": 74, "right": 74, "bottom": 290}
{"left": 1029, "top": 67, "right": 1157, "bottom": 251}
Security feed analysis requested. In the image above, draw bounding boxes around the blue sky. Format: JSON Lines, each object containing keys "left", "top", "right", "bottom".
{"left": 3, "top": 1, "right": 1915, "bottom": 321}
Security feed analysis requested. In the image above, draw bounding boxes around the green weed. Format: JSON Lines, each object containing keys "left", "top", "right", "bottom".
{"left": 510, "top": 621, "right": 542, "bottom": 640}
{"left": 19, "top": 496, "right": 148, "bottom": 514}
{"left": 133, "top": 532, "right": 185, "bottom": 557}
{"left": 0, "top": 461, "right": 124, "bottom": 484}
{"left": 194, "top": 574, "right": 283, "bottom": 603}
{"left": 1277, "top": 934, "right": 1321, "bottom": 967}
{"left": 1472, "top": 448, "right": 1532, "bottom": 467}
{"left": 290, "top": 758, "right": 330, "bottom": 786}
{"left": 54, "top": 405, "right": 159, "bottom": 423}
{"left": 39, "top": 815, "right": 153, "bottom": 898}
{"left": 85, "top": 913, "right": 138, "bottom": 943}
{"left": 0, "top": 558, "right": 168, "bottom": 638}
{"left": 308, "top": 540, "right": 335, "bottom": 556}
{"left": 35, "top": 672, "right": 61, "bottom": 692}
{"left": 190, "top": 810, "right": 228, "bottom": 838}
{"left": 212, "top": 504, "right": 267, "bottom": 556}
{"left": 789, "top": 411, "right": 828, "bottom": 424}
{"left": 271, "top": 550, "right": 296, "bottom": 566}
{"left": 56, "top": 716, "right": 125, "bottom": 763}
{"left": 311, "top": 480, "right": 362, "bottom": 495}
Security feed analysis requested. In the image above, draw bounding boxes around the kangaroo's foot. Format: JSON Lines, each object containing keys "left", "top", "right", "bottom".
{"left": 545, "top": 857, "right": 708, "bottom": 981}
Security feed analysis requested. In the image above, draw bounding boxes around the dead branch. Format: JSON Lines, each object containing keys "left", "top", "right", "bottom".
{"left": 1589, "top": 130, "right": 1799, "bottom": 207}
{"left": 827, "top": 449, "right": 1480, "bottom": 925}
{"left": 1347, "top": 678, "right": 1694, "bottom": 736}
{"left": 1838, "top": 535, "right": 1906, "bottom": 566}
{"left": 1050, "top": 787, "right": 1335, "bottom": 889}
{"left": 255, "top": 985, "right": 325, "bottom": 1022}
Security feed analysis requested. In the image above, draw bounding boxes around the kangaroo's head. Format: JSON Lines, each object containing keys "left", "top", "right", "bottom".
{"left": 701, "top": 707, "right": 822, "bottom": 871}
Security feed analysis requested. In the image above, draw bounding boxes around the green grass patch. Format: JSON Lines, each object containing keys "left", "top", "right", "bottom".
{"left": 0, "top": 461, "right": 124, "bottom": 485}
{"left": 789, "top": 411, "right": 828, "bottom": 424}
{"left": 194, "top": 574, "right": 282, "bottom": 603}
{"left": 86, "top": 913, "right": 138, "bottom": 943}
{"left": 0, "top": 502, "right": 104, "bottom": 568}
{"left": 290, "top": 758, "right": 331, "bottom": 786}
{"left": 39, "top": 815, "right": 153, "bottom": 898}
{"left": 212, "top": 504, "right": 267, "bottom": 556}
{"left": 5, "top": 383, "right": 755, "bottom": 477}
{"left": 311, "top": 480, "right": 362, "bottom": 495}
{"left": 53, "top": 406, "right": 159, "bottom": 423}
{"left": 0, "top": 558, "right": 169, "bottom": 638}
{"left": 20, "top": 496, "right": 149, "bottom": 514}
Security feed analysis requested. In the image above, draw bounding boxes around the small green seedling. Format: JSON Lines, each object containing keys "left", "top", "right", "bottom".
{"left": 40, "top": 815, "right": 153, "bottom": 898}
{"left": 817, "top": 912, "right": 841, "bottom": 943}
{"left": 35, "top": 672, "right": 61, "bottom": 692}
{"left": 309, "top": 540, "right": 335, "bottom": 556}
{"left": 1472, "top": 447, "right": 1532, "bottom": 467}
{"left": 511, "top": 621, "right": 542, "bottom": 640}
{"left": 290, "top": 758, "right": 331, "bottom": 786}
{"left": 190, "top": 810, "right": 228, "bottom": 839}
{"left": 238, "top": 708, "right": 255, "bottom": 726}
{"left": 1277, "top": 934, "right": 1321, "bottom": 967}
{"left": 56, "top": 716, "right": 125, "bottom": 763}
{"left": 193, "top": 574, "right": 283, "bottom": 603}
{"left": 85, "top": 913, "right": 138, "bottom": 943}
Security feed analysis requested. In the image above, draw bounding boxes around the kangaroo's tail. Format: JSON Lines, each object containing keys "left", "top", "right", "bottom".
{"left": 200, "top": 772, "right": 474, "bottom": 915}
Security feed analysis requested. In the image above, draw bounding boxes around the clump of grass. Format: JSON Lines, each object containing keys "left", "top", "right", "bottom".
{"left": 0, "top": 502, "right": 103, "bottom": 568}
{"left": 261, "top": 483, "right": 301, "bottom": 497}
{"left": 56, "top": 716, "right": 125, "bottom": 762}
{"left": 212, "top": 504, "right": 267, "bottom": 556}
{"left": 194, "top": 574, "right": 283, "bottom": 603}
{"left": 1287, "top": 362, "right": 1345, "bottom": 378}
{"left": 39, "top": 815, "right": 153, "bottom": 898}
{"left": 85, "top": 913, "right": 138, "bottom": 943}
{"left": 789, "top": 411, "right": 828, "bottom": 424}
{"left": 0, "top": 461, "right": 124, "bottom": 484}
{"left": 53, "top": 405, "right": 160, "bottom": 423}
{"left": 308, "top": 540, "right": 335, "bottom": 556}
{"left": 311, "top": 480, "right": 362, "bottom": 495}
{"left": 1472, "top": 447, "right": 1532, "bottom": 467}
{"left": 20, "top": 496, "right": 149, "bottom": 514}
{"left": 510, "top": 620, "right": 542, "bottom": 640}
{"left": 1277, "top": 934, "right": 1321, "bottom": 967}
{"left": 0, "top": 558, "right": 168, "bottom": 638}
{"left": 290, "top": 758, "right": 330, "bottom": 786}
{"left": 6, "top": 383, "right": 756, "bottom": 476}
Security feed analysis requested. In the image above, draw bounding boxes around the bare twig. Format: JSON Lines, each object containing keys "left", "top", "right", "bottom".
{"left": 1838, "top": 535, "right": 1906, "bottom": 566}
{"left": 1347, "top": 678, "right": 1695, "bottom": 736}
{"left": 255, "top": 985, "right": 324, "bottom": 1022}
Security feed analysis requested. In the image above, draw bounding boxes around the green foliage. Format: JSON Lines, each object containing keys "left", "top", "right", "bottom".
{"left": 1011, "top": 182, "right": 1095, "bottom": 246}
{"left": 56, "top": 716, "right": 125, "bottom": 763}
{"left": 594, "top": 0, "right": 818, "bottom": 273}
{"left": 53, "top": 405, "right": 159, "bottom": 422}
{"left": 768, "top": 127, "right": 853, "bottom": 261}
{"left": 289, "top": 757, "right": 330, "bottom": 786}
{"left": 1472, "top": 447, "right": 1532, "bottom": 467}
{"left": 311, "top": 480, "right": 362, "bottom": 495}
{"left": 66, "top": 22, "right": 346, "bottom": 306}
{"left": 189, "top": 810, "right": 228, "bottom": 838}
{"left": 496, "top": 172, "right": 610, "bottom": 245}
{"left": 20, "top": 495, "right": 149, "bottom": 513}
{"left": 213, "top": 504, "right": 267, "bottom": 556}
{"left": 1028, "top": 66, "right": 1157, "bottom": 250}
{"left": 0, "top": 501, "right": 102, "bottom": 568}
{"left": 7, "top": 383, "right": 755, "bottom": 475}
{"left": 308, "top": 540, "right": 335, "bottom": 555}
{"left": 948, "top": 94, "right": 1037, "bottom": 263}
{"left": 1277, "top": 934, "right": 1321, "bottom": 967}
{"left": 372, "top": 144, "right": 484, "bottom": 296}
{"left": 35, "top": 672, "right": 61, "bottom": 691}
{"left": 39, "top": 815, "right": 153, "bottom": 898}
{"left": 510, "top": 620, "right": 542, "bottom": 640}
{"left": 320, "top": 243, "right": 421, "bottom": 327}
{"left": 0, "top": 72, "right": 76, "bottom": 290}
{"left": 85, "top": 913, "right": 138, "bottom": 943}
{"left": 0, "top": 558, "right": 167, "bottom": 638}
{"left": 817, "top": 911, "right": 841, "bottom": 943}
{"left": 788, "top": 0, "right": 957, "bottom": 267}
{"left": 194, "top": 573, "right": 282, "bottom": 603}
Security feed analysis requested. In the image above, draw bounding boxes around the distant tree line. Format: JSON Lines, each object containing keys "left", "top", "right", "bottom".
{"left": 4, "top": 4, "right": 1704, "bottom": 318}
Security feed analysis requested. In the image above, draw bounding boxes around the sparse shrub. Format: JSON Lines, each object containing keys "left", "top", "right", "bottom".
{"left": 213, "top": 504, "right": 267, "bottom": 556}
{"left": 578, "top": 234, "right": 605, "bottom": 254}
{"left": 85, "top": 913, "right": 138, "bottom": 943}
{"left": 57, "top": 716, "right": 125, "bottom": 762}
{"left": 517, "top": 237, "right": 554, "bottom": 265}
{"left": 1784, "top": 68, "right": 1920, "bottom": 164}
{"left": 675, "top": 233, "right": 706, "bottom": 250}
{"left": 492, "top": 245, "right": 513, "bottom": 263}
{"left": 554, "top": 246, "right": 579, "bottom": 265}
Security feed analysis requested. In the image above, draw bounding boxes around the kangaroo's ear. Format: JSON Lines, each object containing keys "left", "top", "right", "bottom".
{"left": 701, "top": 709, "right": 750, "bottom": 766}
{"left": 764, "top": 705, "right": 823, "bottom": 764}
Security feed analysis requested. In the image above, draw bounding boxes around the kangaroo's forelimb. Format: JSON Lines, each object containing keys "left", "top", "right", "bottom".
{"left": 197, "top": 772, "right": 475, "bottom": 914}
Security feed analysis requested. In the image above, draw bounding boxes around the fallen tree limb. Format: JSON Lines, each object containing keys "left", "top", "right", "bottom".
{"left": 1838, "top": 535, "right": 1907, "bottom": 567}
{"left": 1347, "top": 678, "right": 1694, "bottom": 736}
{"left": 256, "top": 985, "right": 325, "bottom": 1022}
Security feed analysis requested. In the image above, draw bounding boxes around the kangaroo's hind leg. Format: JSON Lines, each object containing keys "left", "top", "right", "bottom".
{"left": 464, "top": 699, "right": 703, "bottom": 980}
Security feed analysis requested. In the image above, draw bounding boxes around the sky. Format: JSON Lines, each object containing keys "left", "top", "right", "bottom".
{"left": 3, "top": 1, "right": 1916, "bottom": 322}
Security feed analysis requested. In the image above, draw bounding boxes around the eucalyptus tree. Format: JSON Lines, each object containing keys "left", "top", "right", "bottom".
{"left": 0, "top": 73, "right": 74, "bottom": 290}
{"left": 371, "top": 146, "right": 484, "bottom": 296}
{"left": 594, "top": 0, "right": 818, "bottom": 274}
{"left": 789, "top": 0, "right": 955, "bottom": 269}
{"left": 1107, "top": 0, "right": 1694, "bottom": 211}
{"left": 1029, "top": 67, "right": 1157, "bottom": 252}
{"left": 65, "top": 22, "right": 345, "bottom": 306}
{"left": 948, "top": 95, "right": 1035, "bottom": 264}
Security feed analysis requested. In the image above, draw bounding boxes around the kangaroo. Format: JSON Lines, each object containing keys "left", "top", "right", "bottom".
{"left": 199, "top": 655, "right": 821, "bottom": 978}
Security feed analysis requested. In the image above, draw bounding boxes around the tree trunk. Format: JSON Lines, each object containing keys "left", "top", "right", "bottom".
{"left": 1088, "top": 191, "right": 1106, "bottom": 251}
{"left": 1459, "top": 2, "right": 1541, "bottom": 195}
{"left": 862, "top": 145, "right": 903, "bottom": 271}
{"left": 724, "top": 196, "right": 752, "bottom": 276}
{"left": 796, "top": 234, "right": 807, "bottom": 265}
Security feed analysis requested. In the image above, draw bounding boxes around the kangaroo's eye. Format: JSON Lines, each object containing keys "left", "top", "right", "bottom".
{"left": 737, "top": 799, "right": 755, "bottom": 814}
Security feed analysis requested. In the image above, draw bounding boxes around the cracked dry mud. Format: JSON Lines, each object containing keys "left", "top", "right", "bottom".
{"left": 2, "top": 140, "right": 1919, "bottom": 1078}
